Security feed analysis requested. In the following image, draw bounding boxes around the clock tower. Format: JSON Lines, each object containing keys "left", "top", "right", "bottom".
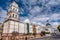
{"left": 3, "top": 1, "right": 20, "bottom": 33}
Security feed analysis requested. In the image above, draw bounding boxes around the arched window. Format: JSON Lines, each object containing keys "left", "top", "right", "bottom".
{"left": 15, "top": 15, "right": 17, "bottom": 18}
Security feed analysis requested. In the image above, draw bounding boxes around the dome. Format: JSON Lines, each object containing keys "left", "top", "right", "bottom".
{"left": 24, "top": 19, "right": 30, "bottom": 23}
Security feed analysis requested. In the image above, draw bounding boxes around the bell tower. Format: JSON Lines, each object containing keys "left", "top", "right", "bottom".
{"left": 3, "top": 1, "right": 20, "bottom": 33}
{"left": 7, "top": 1, "right": 19, "bottom": 21}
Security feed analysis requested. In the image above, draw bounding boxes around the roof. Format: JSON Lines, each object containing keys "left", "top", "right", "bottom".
{"left": 10, "top": 1, "right": 19, "bottom": 8}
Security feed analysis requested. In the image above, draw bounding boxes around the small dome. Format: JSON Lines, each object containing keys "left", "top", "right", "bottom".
{"left": 24, "top": 19, "right": 30, "bottom": 23}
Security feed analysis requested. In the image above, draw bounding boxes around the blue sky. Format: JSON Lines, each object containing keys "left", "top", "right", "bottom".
{"left": 0, "top": 0, "right": 60, "bottom": 28}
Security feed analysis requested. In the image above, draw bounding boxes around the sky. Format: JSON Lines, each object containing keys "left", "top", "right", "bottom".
{"left": 0, "top": 0, "right": 60, "bottom": 29}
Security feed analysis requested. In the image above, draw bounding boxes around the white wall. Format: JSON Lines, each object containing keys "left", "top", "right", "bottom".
{"left": 29, "top": 25, "right": 33, "bottom": 33}
{"left": 19, "top": 23, "right": 25, "bottom": 33}
{"left": 3, "top": 21, "right": 43, "bottom": 34}
{"left": 3, "top": 22, "right": 8, "bottom": 33}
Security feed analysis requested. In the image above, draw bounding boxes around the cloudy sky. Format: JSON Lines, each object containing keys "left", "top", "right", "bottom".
{"left": 0, "top": 0, "right": 60, "bottom": 28}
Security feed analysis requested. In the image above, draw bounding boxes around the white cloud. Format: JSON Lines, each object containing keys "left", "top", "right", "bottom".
{"left": 51, "top": 22, "right": 60, "bottom": 29}
{"left": 17, "top": 0, "right": 60, "bottom": 29}
{"left": 20, "top": 16, "right": 28, "bottom": 22}
{"left": 28, "top": 0, "right": 37, "bottom": 5}
{"left": 56, "top": 0, "right": 60, "bottom": 3}
{"left": 47, "top": 0, "right": 59, "bottom": 5}
{"left": 28, "top": 12, "right": 60, "bottom": 27}
{"left": 29, "top": 14, "right": 49, "bottom": 22}
{"left": 30, "top": 6, "right": 41, "bottom": 14}
{"left": 37, "top": 23, "right": 45, "bottom": 27}
{"left": 51, "top": 13, "right": 60, "bottom": 20}
{"left": 28, "top": 6, "right": 42, "bottom": 19}
{"left": 0, "top": 7, "right": 7, "bottom": 22}
{"left": 31, "top": 21, "right": 37, "bottom": 25}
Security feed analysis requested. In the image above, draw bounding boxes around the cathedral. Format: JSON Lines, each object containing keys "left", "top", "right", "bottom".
{"left": 0, "top": 1, "right": 42, "bottom": 40}
{"left": 0, "top": 1, "right": 57, "bottom": 40}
